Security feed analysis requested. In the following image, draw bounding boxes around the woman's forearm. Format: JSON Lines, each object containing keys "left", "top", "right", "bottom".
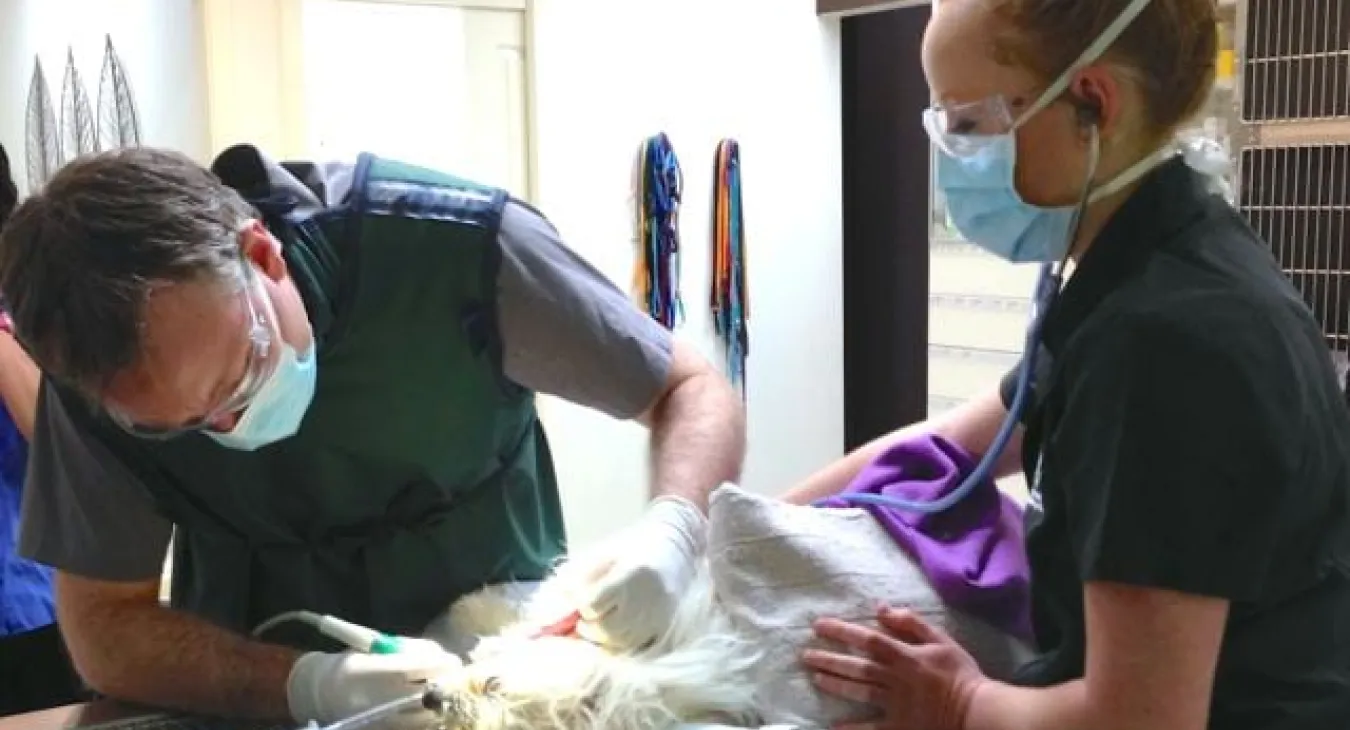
{"left": 965, "top": 677, "right": 1205, "bottom": 730}
{"left": 0, "top": 332, "right": 41, "bottom": 439}
{"left": 930, "top": 387, "right": 1025, "bottom": 481}
{"left": 780, "top": 386, "right": 1024, "bottom": 505}
{"left": 964, "top": 679, "right": 1091, "bottom": 730}
{"left": 780, "top": 420, "right": 930, "bottom": 504}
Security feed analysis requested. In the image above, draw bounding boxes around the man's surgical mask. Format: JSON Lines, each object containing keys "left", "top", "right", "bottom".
{"left": 925, "top": 0, "right": 1167, "bottom": 264}
{"left": 205, "top": 259, "right": 317, "bottom": 451}
{"left": 206, "top": 339, "right": 318, "bottom": 452}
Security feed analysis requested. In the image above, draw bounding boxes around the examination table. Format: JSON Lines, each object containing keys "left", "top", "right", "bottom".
{"left": 0, "top": 702, "right": 291, "bottom": 730}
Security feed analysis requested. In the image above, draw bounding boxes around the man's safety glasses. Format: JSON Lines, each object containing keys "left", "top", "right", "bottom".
{"left": 108, "top": 260, "right": 279, "bottom": 440}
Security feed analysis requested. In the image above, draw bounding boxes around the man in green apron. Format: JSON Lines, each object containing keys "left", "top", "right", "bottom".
{"left": 0, "top": 145, "right": 744, "bottom": 725}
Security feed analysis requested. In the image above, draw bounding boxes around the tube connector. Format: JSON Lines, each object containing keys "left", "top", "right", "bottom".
{"left": 315, "top": 615, "right": 402, "bottom": 654}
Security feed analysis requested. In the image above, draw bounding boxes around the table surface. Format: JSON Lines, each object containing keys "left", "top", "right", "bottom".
{"left": 0, "top": 701, "right": 150, "bottom": 730}
{"left": 0, "top": 703, "right": 295, "bottom": 730}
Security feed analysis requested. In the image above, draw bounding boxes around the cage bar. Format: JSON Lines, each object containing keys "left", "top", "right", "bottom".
{"left": 1236, "top": 0, "right": 1350, "bottom": 367}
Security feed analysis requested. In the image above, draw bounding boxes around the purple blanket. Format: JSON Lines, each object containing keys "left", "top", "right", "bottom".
{"left": 817, "top": 433, "right": 1034, "bottom": 642}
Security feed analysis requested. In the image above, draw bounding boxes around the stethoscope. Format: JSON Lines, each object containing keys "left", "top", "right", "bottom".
{"left": 816, "top": 128, "right": 1102, "bottom": 514}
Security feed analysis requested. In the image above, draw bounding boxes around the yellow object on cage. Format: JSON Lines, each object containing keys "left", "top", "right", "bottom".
{"left": 1217, "top": 49, "right": 1236, "bottom": 82}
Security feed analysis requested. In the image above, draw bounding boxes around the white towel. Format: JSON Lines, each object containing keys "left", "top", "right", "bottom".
{"left": 707, "top": 485, "right": 1033, "bottom": 729}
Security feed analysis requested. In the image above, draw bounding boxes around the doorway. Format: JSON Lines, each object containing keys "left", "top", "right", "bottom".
{"left": 840, "top": 4, "right": 932, "bottom": 450}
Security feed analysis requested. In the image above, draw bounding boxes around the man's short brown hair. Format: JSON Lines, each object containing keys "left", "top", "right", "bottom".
{"left": 0, "top": 147, "right": 256, "bottom": 397}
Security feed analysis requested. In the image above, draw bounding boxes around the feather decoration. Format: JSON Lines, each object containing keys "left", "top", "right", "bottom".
{"left": 60, "top": 47, "right": 99, "bottom": 161}
{"left": 97, "top": 34, "right": 142, "bottom": 149}
{"left": 24, "top": 57, "right": 62, "bottom": 192}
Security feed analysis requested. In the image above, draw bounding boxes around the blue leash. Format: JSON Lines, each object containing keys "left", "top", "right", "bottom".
{"left": 712, "top": 139, "right": 749, "bottom": 399}
{"left": 637, "top": 133, "right": 684, "bottom": 329}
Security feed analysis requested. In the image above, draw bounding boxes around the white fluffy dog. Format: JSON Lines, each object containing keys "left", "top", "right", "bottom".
{"left": 421, "top": 485, "right": 1031, "bottom": 730}
{"left": 428, "top": 555, "right": 765, "bottom": 730}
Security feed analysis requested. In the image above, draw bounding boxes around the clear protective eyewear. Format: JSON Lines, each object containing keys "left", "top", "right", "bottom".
{"left": 922, "top": 94, "right": 1022, "bottom": 159}
{"left": 110, "top": 258, "right": 280, "bottom": 440}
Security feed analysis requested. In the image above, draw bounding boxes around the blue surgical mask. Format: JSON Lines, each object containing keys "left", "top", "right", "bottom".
{"left": 929, "top": 0, "right": 1166, "bottom": 264}
{"left": 935, "top": 135, "right": 1169, "bottom": 263}
{"left": 206, "top": 342, "right": 318, "bottom": 451}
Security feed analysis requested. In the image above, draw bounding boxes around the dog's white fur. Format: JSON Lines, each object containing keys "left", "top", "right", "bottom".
{"left": 420, "top": 484, "right": 1035, "bottom": 730}
{"left": 429, "top": 556, "right": 765, "bottom": 730}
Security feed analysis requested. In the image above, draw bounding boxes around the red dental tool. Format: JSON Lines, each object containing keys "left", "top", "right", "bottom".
{"left": 530, "top": 609, "right": 582, "bottom": 639}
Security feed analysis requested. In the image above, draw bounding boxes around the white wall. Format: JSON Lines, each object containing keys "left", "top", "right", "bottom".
{"left": 0, "top": 0, "right": 211, "bottom": 193}
{"left": 0, "top": 0, "right": 844, "bottom": 552}
{"left": 529, "top": 0, "right": 844, "bottom": 547}
{"left": 296, "top": 1, "right": 530, "bottom": 198}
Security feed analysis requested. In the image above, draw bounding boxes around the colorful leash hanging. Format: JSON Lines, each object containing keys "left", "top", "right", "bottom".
{"left": 634, "top": 132, "right": 684, "bottom": 329}
{"left": 711, "top": 139, "right": 748, "bottom": 400}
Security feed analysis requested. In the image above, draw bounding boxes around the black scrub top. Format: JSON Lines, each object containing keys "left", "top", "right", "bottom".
{"left": 1000, "top": 158, "right": 1350, "bottom": 729}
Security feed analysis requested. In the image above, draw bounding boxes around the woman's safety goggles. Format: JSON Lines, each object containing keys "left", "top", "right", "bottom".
{"left": 922, "top": 95, "right": 1020, "bottom": 159}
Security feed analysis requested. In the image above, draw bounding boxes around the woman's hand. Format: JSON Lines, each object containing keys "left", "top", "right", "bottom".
{"left": 803, "top": 606, "right": 987, "bottom": 730}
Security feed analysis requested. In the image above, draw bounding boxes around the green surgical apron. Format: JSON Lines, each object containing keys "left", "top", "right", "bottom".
{"left": 54, "top": 153, "right": 567, "bottom": 650}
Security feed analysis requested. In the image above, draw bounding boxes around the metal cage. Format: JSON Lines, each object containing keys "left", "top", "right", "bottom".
{"left": 1233, "top": 0, "right": 1350, "bottom": 369}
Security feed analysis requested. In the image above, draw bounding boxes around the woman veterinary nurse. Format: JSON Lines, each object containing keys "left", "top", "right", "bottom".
{"left": 787, "top": 1, "right": 1350, "bottom": 729}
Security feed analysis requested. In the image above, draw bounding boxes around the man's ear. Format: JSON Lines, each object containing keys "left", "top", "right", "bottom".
{"left": 239, "top": 220, "right": 288, "bottom": 281}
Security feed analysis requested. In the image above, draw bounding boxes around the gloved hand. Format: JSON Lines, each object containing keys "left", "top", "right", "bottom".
{"left": 571, "top": 494, "right": 707, "bottom": 650}
{"left": 287, "top": 637, "right": 465, "bottom": 727}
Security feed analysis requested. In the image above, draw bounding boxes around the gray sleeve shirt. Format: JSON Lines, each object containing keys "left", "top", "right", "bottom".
{"left": 19, "top": 197, "right": 673, "bottom": 582}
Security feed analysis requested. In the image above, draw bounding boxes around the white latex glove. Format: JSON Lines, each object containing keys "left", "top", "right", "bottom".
{"left": 287, "top": 637, "right": 465, "bottom": 727}
{"left": 572, "top": 495, "right": 706, "bottom": 650}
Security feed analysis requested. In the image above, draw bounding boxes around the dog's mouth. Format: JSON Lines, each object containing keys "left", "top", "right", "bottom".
{"left": 526, "top": 609, "right": 582, "bottom": 640}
